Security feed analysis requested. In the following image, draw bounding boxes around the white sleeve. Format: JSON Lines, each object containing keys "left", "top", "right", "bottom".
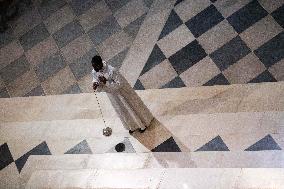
{"left": 92, "top": 70, "right": 99, "bottom": 83}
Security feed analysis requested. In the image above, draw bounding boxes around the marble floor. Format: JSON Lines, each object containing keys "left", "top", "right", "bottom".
{"left": 0, "top": 0, "right": 284, "bottom": 98}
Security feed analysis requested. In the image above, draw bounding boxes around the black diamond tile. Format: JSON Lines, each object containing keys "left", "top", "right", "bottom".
{"left": 35, "top": 52, "right": 66, "bottom": 82}
{"left": 39, "top": 0, "right": 66, "bottom": 19}
{"left": 195, "top": 136, "right": 229, "bottom": 151}
{"left": 19, "top": 23, "right": 50, "bottom": 51}
{"left": 0, "top": 55, "right": 30, "bottom": 85}
{"left": 0, "top": 143, "right": 14, "bottom": 170}
{"left": 174, "top": 0, "right": 184, "bottom": 6}
{"left": 272, "top": 5, "right": 284, "bottom": 28}
{"left": 161, "top": 76, "right": 186, "bottom": 88}
{"left": 63, "top": 83, "right": 82, "bottom": 94}
{"left": 168, "top": 40, "right": 207, "bottom": 74}
{"left": 249, "top": 70, "right": 277, "bottom": 83}
{"left": 24, "top": 85, "right": 45, "bottom": 97}
{"left": 203, "top": 73, "right": 229, "bottom": 86}
{"left": 107, "top": 48, "right": 129, "bottom": 69}
{"left": 53, "top": 20, "right": 84, "bottom": 48}
{"left": 69, "top": 48, "right": 98, "bottom": 80}
{"left": 210, "top": 36, "right": 251, "bottom": 71}
{"left": 70, "top": 0, "right": 100, "bottom": 16}
{"left": 133, "top": 79, "right": 145, "bottom": 90}
{"left": 158, "top": 10, "right": 183, "bottom": 40}
{"left": 140, "top": 44, "right": 166, "bottom": 76}
{"left": 245, "top": 134, "right": 281, "bottom": 151}
{"left": 210, "top": 0, "right": 217, "bottom": 3}
{"left": 254, "top": 32, "right": 284, "bottom": 68}
{"left": 0, "top": 88, "right": 10, "bottom": 98}
{"left": 124, "top": 13, "right": 146, "bottom": 39}
{"left": 185, "top": 5, "right": 224, "bottom": 38}
{"left": 87, "top": 15, "right": 121, "bottom": 46}
{"left": 227, "top": 0, "right": 268, "bottom": 33}
{"left": 105, "top": 0, "right": 131, "bottom": 13}
{"left": 15, "top": 141, "right": 51, "bottom": 173}
{"left": 152, "top": 137, "right": 181, "bottom": 152}
{"left": 65, "top": 140, "right": 92, "bottom": 154}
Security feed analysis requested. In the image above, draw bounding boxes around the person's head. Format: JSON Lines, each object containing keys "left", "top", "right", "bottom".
{"left": 92, "top": 55, "right": 103, "bottom": 72}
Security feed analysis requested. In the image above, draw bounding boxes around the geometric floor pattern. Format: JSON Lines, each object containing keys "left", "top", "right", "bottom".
{"left": 1, "top": 0, "right": 284, "bottom": 97}
{"left": 0, "top": 133, "right": 282, "bottom": 173}
{"left": 135, "top": 0, "right": 284, "bottom": 89}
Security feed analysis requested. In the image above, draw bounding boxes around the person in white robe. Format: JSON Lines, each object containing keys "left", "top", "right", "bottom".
{"left": 91, "top": 55, "right": 154, "bottom": 134}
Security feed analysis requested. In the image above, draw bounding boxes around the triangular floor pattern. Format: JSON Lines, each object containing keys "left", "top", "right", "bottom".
{"left": 245, "top": 135, "right": 282, "bottom": 151}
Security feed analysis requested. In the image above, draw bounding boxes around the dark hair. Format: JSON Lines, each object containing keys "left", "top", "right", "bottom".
{"left": 92, "top": 55, "right": 102, "bottom": 66}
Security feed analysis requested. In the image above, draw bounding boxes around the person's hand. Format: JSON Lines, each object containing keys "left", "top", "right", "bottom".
{"left": 98, "top": 76, "right": 107, "bottom": 84}
{"left": 93, "top": 82, "right": 99, "bottom": 91}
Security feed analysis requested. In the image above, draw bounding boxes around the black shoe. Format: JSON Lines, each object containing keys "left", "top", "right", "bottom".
{"left": 129, "top": 130, "right": 135, "bottom": 134}
{"left": 139, "top": 128, "right": 146, "bottom": 133}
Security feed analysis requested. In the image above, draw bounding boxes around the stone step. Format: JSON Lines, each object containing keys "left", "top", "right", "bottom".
{"left": 17, "top": 152, "right": 284, "bottom": 188}
{"left": 1, "top": 82, "right": 284, "bottom": 122}
{"left": 25, "top": 168, "right": 284, "bottom": 189}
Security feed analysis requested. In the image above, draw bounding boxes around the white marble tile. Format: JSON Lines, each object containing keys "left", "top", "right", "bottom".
{"left": 240, "top": 15, "right": 283, "bottom": 50}
{"left": 87, "top": 169, "right": 164, "bottom": 188}
{"left": 0, "top": 163, "right": 20, "bottom": 189}
{"left": 119, "top": 0, "right": 175, "bottom": 86}
{"left": 198, "top": 20, "right": 237, "bottom": 54}
{"left": 114, "top": 0, "right": 148, "bottom": 28}
{"left": 180, "top": 56, "right": 220, "bottom": 87}
{"left": 157, "top": 24, "right": 194, "bottom": 58}
{"left": 174, "top": 0, "right": 211, "bottom": 22}
{"left": 223, "top": 53, "right": 266, "bottom": 84}
{"left": 139, "top": 59, "right": 177, "bottom": 89}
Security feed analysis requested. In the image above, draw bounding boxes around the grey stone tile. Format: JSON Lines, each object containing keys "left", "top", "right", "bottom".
{"left": 69, "top": 48, "right": 98, "bottom": 80}
{"left": 44, "top": 5, "right": 75, "bottom": 34}
{"left": 151, "top": 137, "right": 181, "bottom": 152}
{"left": 0, "top": 143, "right": 14, "bottom": 170}
{"left": 271, "top": 4, "right": 284, "bottom": 29}
{"left": 124, "top": 13, "right": 146, "bottom": 39}
{"left": 0, "top": 31, "right": 14, "bottom": 49}
{"left": 24, "top": 85, "right": 45, "bottom": 97}
{"left": 52, "top": 20, "right": 84, "bottom": 48}
{"left": 133, "top": 79, "right": 145, "bottom": 90}
{"left": 210, "top": 36, "right": 251, "bottom": 71}
{"left": 144, "top": 0, "right": 154, "bottom": 8}
{"left": 87, "top": 15, "right": 121, "bottom": 46}
{"left": 62, "top": 83, "right": 82, "bottom": 94}
{"left": 114, "top": 0, "right": 148, "bottom": 28}
{"left": 35, "top": 52, "right": 66, "bottom": 82}
{"left": 65, "top": 140, "right": 92, "bottom": 154}
{"left": 39, "top": 0, "right": 67, "bottom": 19}
{"left": 105, "top": 0, "right": 131, "bottom": 13}
{"left": 0, "top": 55, "right": 30, "bottom": 85}
{"left": 203, "top": 73, "right": 229, "bottom": 86}
{"left": 15, "top": 141, "right": 51, "bottom": 173}
{"left": 161, "top": 76, "right": 186, "bottom": 88}
{"left": 0, "top": 41, "right": 24, "bottom": 70}
{"left": 19, "top": 23, "right": 50, "bottom": 51}
{"left": 249, "top": 70, "right": 277, "bottom": 83}
{"left": 245, "top": 134, "right": 281, "bottom": 151}
{"left": 70, "top": 0, "right": 100, "bottom": 16}
{"left": 254, "top": 32, "right": 284, "bottom": 68}
{"left": 107, "top": 47, "right": 129, "bottom": 69}
{"left": 0, "top": 88, "right": 10, "bottom": 98}
{"left": 195, "top": 136, "right": 229, "bottom": 151}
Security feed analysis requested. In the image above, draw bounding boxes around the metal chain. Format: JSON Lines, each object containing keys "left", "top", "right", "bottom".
{"left": 94, "top": 92, "right": 108, "bottom": 129}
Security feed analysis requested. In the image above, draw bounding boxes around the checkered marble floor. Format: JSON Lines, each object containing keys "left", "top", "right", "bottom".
{"left": 0, "top": 0, "right": 284, "bottom": 97}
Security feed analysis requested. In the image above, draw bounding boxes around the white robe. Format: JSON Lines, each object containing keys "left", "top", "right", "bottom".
{"left": 92, "top": 63, "right": 153, "bottom": 131}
